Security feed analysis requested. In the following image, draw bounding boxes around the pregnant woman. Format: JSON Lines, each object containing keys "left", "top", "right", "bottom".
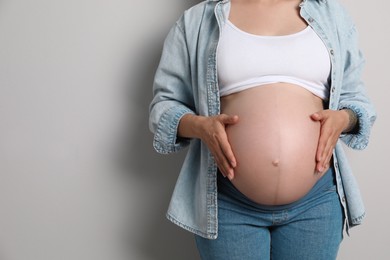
{"left": 149, "top": 0, "right": 376, "bottom": 259}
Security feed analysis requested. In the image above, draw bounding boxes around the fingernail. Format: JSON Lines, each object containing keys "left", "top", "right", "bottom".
{"left": 318, "top": 166, "right": 324, "bottom": 172}
{"left": 231, "top": 161, "right": 236, "bottom": 168}
{"left": 228, "top": 174, "right": 233, "bottom": 181}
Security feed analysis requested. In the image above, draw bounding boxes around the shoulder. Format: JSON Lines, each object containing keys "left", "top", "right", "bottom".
{"left": 305, "top": 0, "right": 356, "bottom": 34}
{"left": 175, "top": 1, "right": 216, "bottom": 30}
{"left": 162, "top": 1, "right": 218, "bottom": 52}
{"left": 320, "top": 0, "right": 355, "bottom": 29}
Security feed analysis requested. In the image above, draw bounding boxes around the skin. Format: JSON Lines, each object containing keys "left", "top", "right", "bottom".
{"left": 221, "top": 84, "right": 327, "bottom": 205}
{"left": 177, "top": 0, "right": 352, "bottom": 180}
{"left": 178, "top": 107, "right": 350, "bottom": 180}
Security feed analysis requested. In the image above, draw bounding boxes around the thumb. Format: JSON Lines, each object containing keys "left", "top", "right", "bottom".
{"left": 310, "top": 111, "right": 325, "bottom": 121}
{"left": 220, "top": 114, "right": 239, "bottom": 125}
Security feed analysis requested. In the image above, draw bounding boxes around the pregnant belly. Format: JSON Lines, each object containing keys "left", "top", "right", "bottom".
{"left": 221, "top": 83, "right": 325, "bottom": 205}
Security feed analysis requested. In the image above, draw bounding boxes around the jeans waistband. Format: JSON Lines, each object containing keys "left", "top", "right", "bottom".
{"left": 217, "top": 166, "right": 336, "bottom": 211}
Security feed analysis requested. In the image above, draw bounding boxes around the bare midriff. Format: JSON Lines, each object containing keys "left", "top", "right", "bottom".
{"left": 220, "top": 83, "right": 324, "bottom": 205}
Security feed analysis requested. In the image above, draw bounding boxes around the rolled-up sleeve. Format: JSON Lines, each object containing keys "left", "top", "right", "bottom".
{"left": 338, "top": 26, "right": 376, "bottom": 150}
{"left": 149, "top": 19, "right": 196, "bottom": 154}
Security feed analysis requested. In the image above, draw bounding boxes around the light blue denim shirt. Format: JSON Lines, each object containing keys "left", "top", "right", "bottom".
{"left": 149, "top": 0, "right": 376, "bottom": 239}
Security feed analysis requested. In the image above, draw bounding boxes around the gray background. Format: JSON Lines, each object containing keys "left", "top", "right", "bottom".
{"left": 0, "top": 0, "right": 387, "bottom": 259}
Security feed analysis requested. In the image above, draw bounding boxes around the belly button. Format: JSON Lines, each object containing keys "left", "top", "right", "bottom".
{"left": 272, "top": 159, "right": 279, "bottom": 167}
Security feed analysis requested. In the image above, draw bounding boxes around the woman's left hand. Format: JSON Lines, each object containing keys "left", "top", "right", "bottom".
{"left": 310, "top": 109, "right": 350, "bottom": 174}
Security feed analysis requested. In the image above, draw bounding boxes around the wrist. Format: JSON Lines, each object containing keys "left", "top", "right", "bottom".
{"left": 192, "top": 115, "right": 208, "bottom": 139}
{"left": 340, "top": 108, "right": 358, "bottom": 133}
{"left": 178, "top": 114, "right": 206, "bottom": 139}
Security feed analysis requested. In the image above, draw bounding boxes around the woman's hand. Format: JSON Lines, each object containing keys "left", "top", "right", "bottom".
{"left": 199, "top": 114, "right": 239, "bottom": 180}
{"left": 310, "top": 109, "right": 350, "bottom": 174}
{"left": 177, "top": 114, "right": 239, "bottom": 180}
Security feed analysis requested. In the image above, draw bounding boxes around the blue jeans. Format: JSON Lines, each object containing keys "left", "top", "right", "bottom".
{"left": 195, "top": 167, "right": 344, "bottom": 260}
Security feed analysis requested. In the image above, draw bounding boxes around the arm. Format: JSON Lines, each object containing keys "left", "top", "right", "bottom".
{"left": 149, "top": 19, "right": 239, "bottom": 179}
{"left": 337, "top": 25, "right": 377, "bottom": 150}
{"left": 178, "top": 114, "right": 239, "bottom": 180}
{"left": 149, "top": 20, "right": 196, "bottom": 154}
{"left": 341, "top": 108, "right": 358, "bottom": 134}
{"left": 311, "top": 24, "right": 376, "bottom": 173}
{"left": 310, "top": 108, "right": 358, "bottom": 173}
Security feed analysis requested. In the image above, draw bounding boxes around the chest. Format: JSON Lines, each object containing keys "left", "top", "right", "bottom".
{"left": 217, "top": 21, "right": 331, "bottom": 88}
{"left": 228, "top": 0, "right": 307, "bottom": 36}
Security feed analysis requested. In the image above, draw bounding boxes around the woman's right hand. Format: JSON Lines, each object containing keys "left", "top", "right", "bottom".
{"left": 178, "top": 114, "right": 239, "bottom": 180}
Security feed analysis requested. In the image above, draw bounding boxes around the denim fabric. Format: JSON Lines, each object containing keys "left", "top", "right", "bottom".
{"left": 149, "top": 0, "right": 377, "bottom": 239}
{"left": 195, "top": 168, "right": 343, "bottom": 260}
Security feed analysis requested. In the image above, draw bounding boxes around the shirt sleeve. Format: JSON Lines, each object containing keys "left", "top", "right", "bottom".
{"left": 338, "top": 25, "right": 376, "bottom": 150}
{"left": 149, "top": 19, "right": 196, "bottom": 154}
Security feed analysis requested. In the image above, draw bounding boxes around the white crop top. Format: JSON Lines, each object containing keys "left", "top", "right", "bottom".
{"left": 217, "top": 20, "right": 331, "bottom": 100}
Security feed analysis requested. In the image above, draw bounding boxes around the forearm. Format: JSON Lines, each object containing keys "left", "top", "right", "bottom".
{"left": 177, "top": 114, "right": 206, "bottom": 139}
{"left": 340, "top": 108, "right": 359, "bottom": 134}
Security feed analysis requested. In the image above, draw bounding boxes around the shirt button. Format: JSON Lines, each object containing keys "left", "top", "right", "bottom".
{"left": 335, "top": 162, "right": 339, "bottom": 168}
{"left": 342, "top": 196, "right": 346, "bottom": 202}
{"left": 330, "top": 49, "right": 334, "bottom": 55}
{"left": 331, "top": 87, "right": 335, "bottom": 93}
{"left": 308, "top": 17, "right": 314, "bottom": 23}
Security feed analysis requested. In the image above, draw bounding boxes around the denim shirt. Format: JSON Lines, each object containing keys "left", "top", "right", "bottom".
{"left": 149, "top": 0, "right": 376, "bottom": 239}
